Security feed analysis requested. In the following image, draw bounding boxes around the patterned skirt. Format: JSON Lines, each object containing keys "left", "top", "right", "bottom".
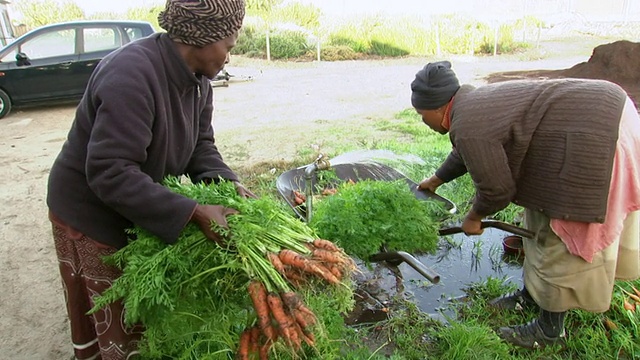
{"left": 50, "top": 211, "right": 143, "bottom": 360}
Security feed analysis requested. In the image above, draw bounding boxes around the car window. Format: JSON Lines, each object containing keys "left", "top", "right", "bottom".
{"left": 83, "top": 27, "right": 120, "bottom": 53}
{"left": 0, "top": 47, "right": 17, "bottom": 62}
{"left": 124, "top": 27, "right": 146, "bottom": 41}
{"left": 20, "top": 29, "right": 75, "bottom": 60}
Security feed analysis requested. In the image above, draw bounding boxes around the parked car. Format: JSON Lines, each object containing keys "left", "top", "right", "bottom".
{"left": 0, "top": 20, "right": 155, "bottom": 119}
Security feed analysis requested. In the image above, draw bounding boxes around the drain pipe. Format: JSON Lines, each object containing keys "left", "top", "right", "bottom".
{"left": 369, "top": 251, "right": 441, "bottom": 284}
{"left": 303, "top": 154, "right": 331, "bottom": 223}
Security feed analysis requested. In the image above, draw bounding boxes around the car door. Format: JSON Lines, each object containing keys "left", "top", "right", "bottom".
{"left": 72, "top": 25, "right": 122, "bottom": 97}
{"left": 5, "top": 27, "right": 79, "bottom": 104}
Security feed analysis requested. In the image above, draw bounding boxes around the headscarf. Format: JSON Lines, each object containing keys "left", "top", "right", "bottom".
{"left": 411, "top": 61, "right": 460, "bottom": 110}
{"left": 158, "top": 0, "right": 246, "bottom": 47}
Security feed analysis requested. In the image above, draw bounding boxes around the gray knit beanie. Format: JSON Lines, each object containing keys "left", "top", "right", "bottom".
{"left": 411, "top": 61, "right": 460, "bottom": 110}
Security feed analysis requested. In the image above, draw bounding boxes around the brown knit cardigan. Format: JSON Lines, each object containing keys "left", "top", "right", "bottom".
{"left": 435, "top": 78, "right": 628, "bottom": 223}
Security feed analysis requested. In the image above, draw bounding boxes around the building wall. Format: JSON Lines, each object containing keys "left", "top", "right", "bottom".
{"left": 0, "top": 1, "right": 13, "bottom": 46}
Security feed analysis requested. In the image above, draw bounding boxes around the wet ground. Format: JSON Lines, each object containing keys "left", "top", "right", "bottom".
{"left": 402, "top": 229, "right": 524, "bottom": 316}
{"left": 344, "top": 228, "right": 525, "bottom": 324}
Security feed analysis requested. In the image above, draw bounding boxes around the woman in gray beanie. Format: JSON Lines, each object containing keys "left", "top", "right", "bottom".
{"left": 47, "top": 1, "right": 253, "bottom": 359}
{"left": 412, "top": 61, "right": 640, "bottom": 350}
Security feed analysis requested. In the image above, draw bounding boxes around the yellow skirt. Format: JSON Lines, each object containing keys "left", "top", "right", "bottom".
{"left": 522, "top": 209, "right": 639, "bottom": 312}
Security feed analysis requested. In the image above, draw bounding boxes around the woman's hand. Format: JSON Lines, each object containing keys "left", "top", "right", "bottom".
{"left": 417, "top": 175, "right": 444, "bottom": 193}
{"left": 190, "top": 204, "right": 238, "bottom": 245}
{"left": 461, "top": 210, "right": 484, "bottom": 236}
{"left": 234, "top": 181, "right": 257, "bottom": 199}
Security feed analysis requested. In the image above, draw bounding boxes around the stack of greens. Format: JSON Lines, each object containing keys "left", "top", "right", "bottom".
{"left": 91, "top": 177, "right": 355, "bottom": 359}
{"left": 309, "top": 179, "right": 446, "bottom": 261}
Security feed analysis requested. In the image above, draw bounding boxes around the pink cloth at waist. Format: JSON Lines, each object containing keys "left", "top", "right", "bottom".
{"left": 551, "top": 97, "right": 640, "bottom": 262}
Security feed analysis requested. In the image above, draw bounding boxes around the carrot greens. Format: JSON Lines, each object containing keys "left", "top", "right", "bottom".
{"left": 90, "top": 177, "right": 356, "bottom": 359}
{"left": 309, "top": 179, "right": 445, "bottom": 261}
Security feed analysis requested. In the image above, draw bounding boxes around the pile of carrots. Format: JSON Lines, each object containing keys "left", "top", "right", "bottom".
{"left": 237, "top": 239, "right": 356, "bottom": 359}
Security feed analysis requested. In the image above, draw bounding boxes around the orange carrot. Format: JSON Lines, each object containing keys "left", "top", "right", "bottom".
{"left": 621, "top": 288, "right": 640, "bottom": 303}
{"left": 267, "top": 292, "right": 300, "bottom": 349}
{"left": 327, "top": 264, "right": 343, "bottom": 280}
{"left": 629, "top": 293, "right": 640, "bottom": 304}
{"left": 279, "top": 250, "right": 340, "bottom": 284}
{"left": 632, "top": 285, "right": 640, "bottom": 299}
{"left": 293, "top": 320, "right": 315, "bottom": 347}
{"left": 310, "top": 262, "right": 341, "bottom": 284}
{"left": 281, "top": 292, "right": 316, "bottom": 319}
{"left": 293, "top": 190, "right": 306, "bottom": 201}
{"left": 267, "top": 252, "right": 285, "bottom": 275}
{"left": 322, "top": 188, "right": 338, "bottom": 196}
{"left": 624, "top": 298, "right": 636, "bottom": 312}
{"left": 259, "top": 342, "right": 271, "bottom": 360}
{"left": 282, "top": 269, "right": 306, "bottom": 288}
{"left": 248, "top": 281, "right": 276, "bottom": 341}
{"left": 293, "top": 309, "right": 316, "bottom": 331}
{"left": 311, "top": 248, "right": 347, "bottom": 264}
{"left": 312, "top": 238, "right": 341, "bottom": 252}
{"left": 603, "top": 317, "right": 618, "bottom": 331}
{"left": 237, "top": 328, "right": 251, "bottom": 360}
{"left": 249, "top": 325, "right": 260, "bottom": 354}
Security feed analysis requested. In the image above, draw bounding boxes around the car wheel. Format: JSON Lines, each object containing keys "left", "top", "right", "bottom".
{"left": 0, "top": 89, "right": 12, "bottom": 119}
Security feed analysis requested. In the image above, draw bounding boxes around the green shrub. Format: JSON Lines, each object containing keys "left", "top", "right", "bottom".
{"left": 328, "top": 34, "right": 369, "bottom": 54}
{"left": 234, "top": 26, "right": 313, "bottom": 59}
{"left": 319, "top": 45, "right": 360, "bottom": 61}
{"left": 232, "top": 25, "right": 262, "bottom": 55}
{"left": 261, "top": 29, "right": 310, "bottom": 59}
{"left": 369, "top": 40, "right": 410, "bottom": 57}
{"left": 477, "top": 23, "right": 531, "bottom": 54}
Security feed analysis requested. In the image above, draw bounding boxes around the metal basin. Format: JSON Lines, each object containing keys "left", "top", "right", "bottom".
{"left": 276, "top": 162, "right": 455, "bottom": 221}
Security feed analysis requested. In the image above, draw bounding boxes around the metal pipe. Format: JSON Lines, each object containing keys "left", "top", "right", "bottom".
{"left": 303, "top": 154, "right": 331, "bottom": 223}
{"left": 303, "top": 163, "right": 317, "bottom": 223}
{"left": 369, "top": 251, "right": 441, "bottom": 284}
{"left": 438, "top": 220, "right": 535, "bottom": 239}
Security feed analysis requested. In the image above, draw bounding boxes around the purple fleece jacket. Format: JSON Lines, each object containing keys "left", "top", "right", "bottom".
{"left": 47, "top": 33, "right": 238, "bottom": 248}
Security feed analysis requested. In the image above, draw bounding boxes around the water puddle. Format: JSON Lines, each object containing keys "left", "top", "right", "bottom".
{"left": 394, "top": 228, "right": 524, "bottom": 316}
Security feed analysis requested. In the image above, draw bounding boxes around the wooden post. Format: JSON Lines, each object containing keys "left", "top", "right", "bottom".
{"left": 316, "top": 37, "right": 321, "bottom": 62}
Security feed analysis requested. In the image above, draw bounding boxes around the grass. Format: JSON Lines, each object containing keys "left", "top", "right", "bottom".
{"left": 232, "top": 107, "right": 640, "bottom": 359}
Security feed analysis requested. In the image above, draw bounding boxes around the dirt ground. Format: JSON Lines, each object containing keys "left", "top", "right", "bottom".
{"left": 0, "top": 38, "right": 634, "bottom": 359}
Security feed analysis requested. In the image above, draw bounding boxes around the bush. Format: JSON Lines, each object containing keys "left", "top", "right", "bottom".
{"left": 319, "top": 45, "right": 360, "bottom": 61}
{"left": 369, "top": 40, "right": 410, "bottom": 57}
{"left": 232, "top": 25, "right": 262, "bottom": 55}
{"left": 234, "top": 25, "right": 315, "bottom": 60}
{"left": 261, "top": 29, "right": 310, "bottom": 59}
{"left": 327, "top": 35, "right": 369, "bottom": 54}
{"left": 477, "top": 23, "right": 531, "bottom": 54}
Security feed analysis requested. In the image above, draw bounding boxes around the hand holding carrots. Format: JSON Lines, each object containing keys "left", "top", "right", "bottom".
{"left": 190, "top": 204, "right": 238, "bottom": 245}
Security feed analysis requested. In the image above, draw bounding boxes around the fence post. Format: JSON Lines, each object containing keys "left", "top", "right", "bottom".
{"left": 493, "top": 24, "right": 499, "bottom": 56}
{"left": 266, "top": 29, "right": 271, "bottom": 61}
{"left": 435, "top": 21, "right": 441, "bottom": 56}
{"left": 316, "top": 37, "right": 321, "bottom": 62}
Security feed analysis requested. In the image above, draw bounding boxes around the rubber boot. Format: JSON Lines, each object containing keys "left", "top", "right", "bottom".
{"left": 488, "top": 286, "right": 538, "bottom": 311}
{"left": 497, "top": 308, "right": 567, "bottom": 349}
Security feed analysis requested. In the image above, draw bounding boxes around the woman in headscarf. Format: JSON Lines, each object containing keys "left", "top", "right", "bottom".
{"left": 412, "top": 61, "right": 640, "bottom": 349}
{"left": 47, "top": 1, "right": 250, "bottom": 359}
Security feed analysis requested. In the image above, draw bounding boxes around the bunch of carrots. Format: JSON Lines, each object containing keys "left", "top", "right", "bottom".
{"left": 237, "top": 238, "right": 356, "bottom": 360}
